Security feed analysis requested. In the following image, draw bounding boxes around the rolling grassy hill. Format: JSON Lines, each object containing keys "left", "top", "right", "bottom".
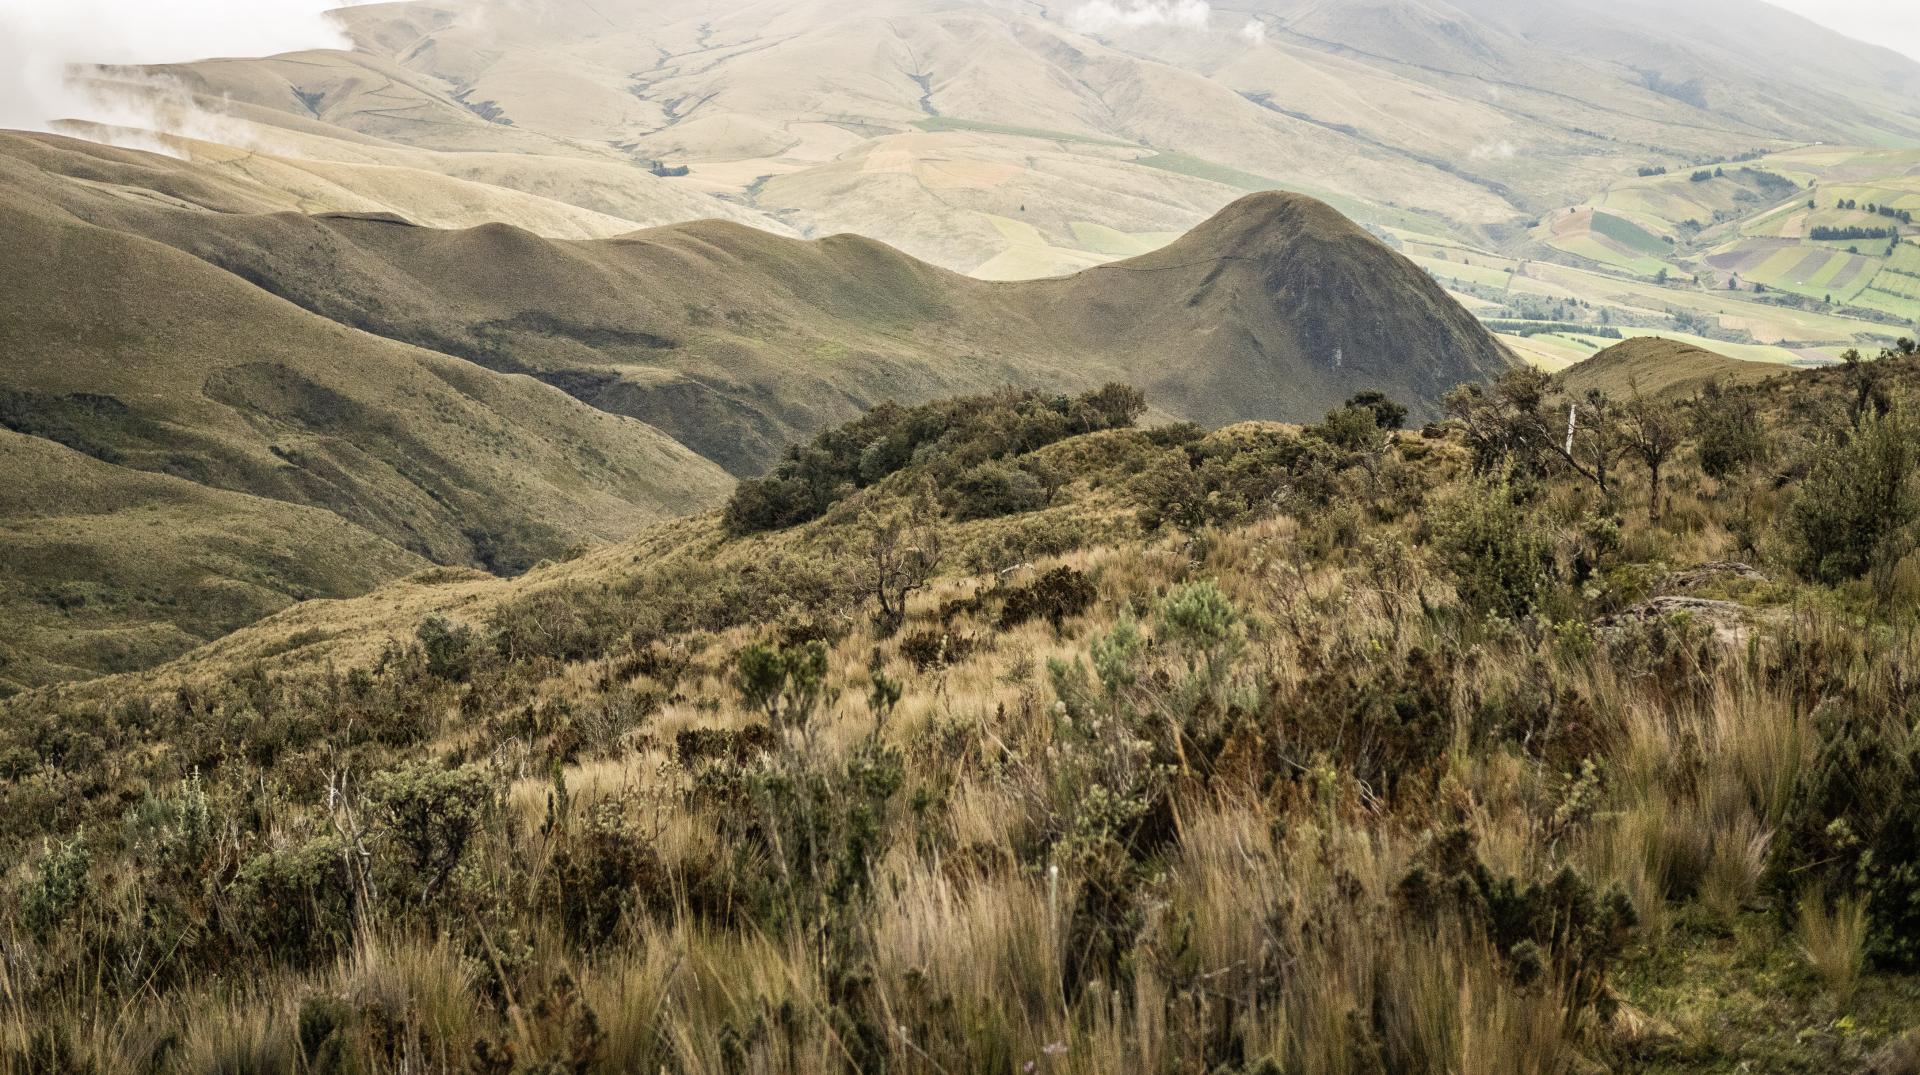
{"left": 0, "top": 138, "right": 742, "bottom": 689}
{"left": 3, "top": 133, "right": 1515, "bottom": 472}
{"left": 1555, "top": 336, "right": 1785, "bottom": 399}
{"left": 0, "top": 132, "right": 1514, "bottom": 689}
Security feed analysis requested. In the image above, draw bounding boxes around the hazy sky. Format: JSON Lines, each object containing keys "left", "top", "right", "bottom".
{"left": 1767, "top": 0, "right": 1920, "bottom": 63}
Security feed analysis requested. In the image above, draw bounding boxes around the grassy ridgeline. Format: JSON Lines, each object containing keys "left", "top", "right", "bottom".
{"left": 6, "top": 355, "right": 1920, "bottom": 1073}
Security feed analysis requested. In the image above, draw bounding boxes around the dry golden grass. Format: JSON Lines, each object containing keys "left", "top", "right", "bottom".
{"left": 1798, "top": 888, "right": 1871, "bottom": 1004}
{"left": 10, "top": 361, "right": 1920, "bottom": 1072}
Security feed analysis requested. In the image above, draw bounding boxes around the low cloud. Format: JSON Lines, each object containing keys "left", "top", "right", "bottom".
{"left": 1067, "top": 0, "right": 1213, "bottom": 35}
{"left": 0, "top": 0, "right": 355, "bottom": 139}
{"left": 1470, "top": 140, "right": 1517, "bottom": 160}
{"left": 1239, "top": 19, "right": 1268, "bottom": 45}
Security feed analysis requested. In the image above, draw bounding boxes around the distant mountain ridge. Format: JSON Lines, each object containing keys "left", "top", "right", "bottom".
{"left": 2, "top": 134, "right": 1513, "bottom": 471}
{"left": 0, "top": 130, "right": 1512, "bottom": 689}
{"left": 63, "top": 0, "right": 1920, "bottom": 276}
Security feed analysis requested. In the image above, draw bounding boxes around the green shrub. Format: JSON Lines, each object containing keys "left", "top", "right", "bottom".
{"left": 416, "top": 615, "right": 480, "bottom": 681}
{"left": 1767, "top": 706, "right": 1920, "bottom": 969}
{"left": 1784, "top": 409, "right": 1920, "bottom": 585}
{"left": 365, "top": 762, "right": 493, "bottom": 904}
{"left": 488, "top": 587, "right": 627, "bottom": 664}
{"left": 1345, "top": 390, "right": 1409, "bottom": 430}
{"left": 898, "top": 629, "right": 974, "bottom": 671}
{"left": 1044, "top": 620, "right": 1178, "bottom": 999}
{"left": 724, "top": 384, "right": 1144, "bottom": 535}
{"left": 544, "top": 800, "right": 669, "bottom": 945}
{"left": 942, "top": 460, "right": 1048, "bottom": 520}
{"left": 20, "top": 834, "right": 91, "bottom": 939}
{"left": 1428, "top": 477, "right": 1558, "bottom": 618}
{"left": 233, "top": 835, "right": 356, "bottom": 965}
{"left": 674, "top": 724, "right": 777, "bottom": 767}
{"left": 1397, "top": 826, "right": 1636, "bottom": 1010}
{"left": 1155, "top": 579, "right": 1243, "bottom": 684}
{"left": 1691, "top": 380, "right": 1768, "bottom": 482}
{"left": 716, "top": 736, "right": 905, "bottom": 934}
{"left": 1270, "top": 646, "right": 1457, "bottom": 799}
{"left": 732, "top": 639, "right": 830, "bottom": 732}
{"left": 1309, "top": 403, "right": 1389, "bottom": 453}
{"left": 1136, "top": 426, "right": 1330, "bottom": 533}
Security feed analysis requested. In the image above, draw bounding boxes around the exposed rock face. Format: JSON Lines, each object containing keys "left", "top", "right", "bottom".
{"left": 1600, "top": 596, "right": 1761, "bottom": 647}
{"left": 1657, "top": 561, "right": 1767, "bottom": 595}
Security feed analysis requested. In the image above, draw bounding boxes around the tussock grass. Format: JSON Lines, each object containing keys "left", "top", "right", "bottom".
{"left": 1798, "top": 889, "right": 1870, "bottom": 1003}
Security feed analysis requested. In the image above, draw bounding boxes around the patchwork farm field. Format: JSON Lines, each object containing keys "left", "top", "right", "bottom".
{"left": 1536, "top": 207, "right": 1685, "bottom": 278}
{"left": 1501, "top": 143, "right": 1920, "bottom": 367}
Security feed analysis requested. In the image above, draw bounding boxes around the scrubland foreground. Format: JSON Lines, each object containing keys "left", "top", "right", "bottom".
{"left": 6, "top": 357, "right": 1920, "bottom": 1074}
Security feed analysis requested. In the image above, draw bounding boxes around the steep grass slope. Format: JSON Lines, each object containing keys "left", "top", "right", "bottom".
{"left": 0, "top": 430, "right": 429, "bottom": 693}
{"left": 0, "top": 144, "right": 739, "bottom": 688}
{"left": 0, "top": 180, "right": 731, "bottom": 565}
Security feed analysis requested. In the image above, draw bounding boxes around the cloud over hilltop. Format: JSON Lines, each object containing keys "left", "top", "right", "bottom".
{"left": 1066, "top": 0, "right": 1213, "bottom": 34}
{"left": 0, "top": 0, "right": 355, "bottom": 134}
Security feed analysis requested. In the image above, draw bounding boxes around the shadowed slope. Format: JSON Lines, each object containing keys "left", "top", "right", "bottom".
{"left": 1020, "top": 191, "right": 1515, "bottom": 424}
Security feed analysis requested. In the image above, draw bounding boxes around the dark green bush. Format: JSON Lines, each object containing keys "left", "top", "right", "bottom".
{"left": 674, "top": 724, "right": 776, "bottom": 767}
{"left": 1309, "top": 403, "right": 1389, "bottom": 453}
{"left": 1136, "top": 425, "right": 1332, "bottom": 532}
{"left": 898, "top": 629, "right": 974, "bottom": 671}
{"left": 724, "top": 384, "right": 1144, "bottom": 535}
{"left": 942, "top": 460, "right": 1048, "bottom": 521}
{"left": 1397, "top": 826, "right": 1636, "bottom": 1010}
{"left": 233, "top": 835, "right": 356, "bottom": 965}
{"left": 1344, "top": 390, "right": 1409, "bottom": 430}
{"left": 1269, "top": 647, "right": 1455, "bottom": 799}
{"left": 1767, "top": 706, "right": 1920, "bottom": 969}
{"left": 416, "top": 615, "right": 480, "bottom": 681}
{"left": 998, "top": 567, "right": 1098, "bottom": 630}
{"left": 1784, "top": 409, "right": 1920, "bottom": 585}
{"left": 1428, "top": 476, "right": 1558, "bottom": 618}
{"left": 544, "top": 800, "right": 669, "bottom": 945}
{"left": 1691, "top": 380, "right": 1768, "bottom": 482}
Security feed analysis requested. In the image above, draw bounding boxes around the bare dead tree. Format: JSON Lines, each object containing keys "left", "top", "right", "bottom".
{"left": 1621, "top": 381, "right": 1685, "bottom": 522}
{"left": 865, "top": 497, "right": 942, "bottom": 637}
